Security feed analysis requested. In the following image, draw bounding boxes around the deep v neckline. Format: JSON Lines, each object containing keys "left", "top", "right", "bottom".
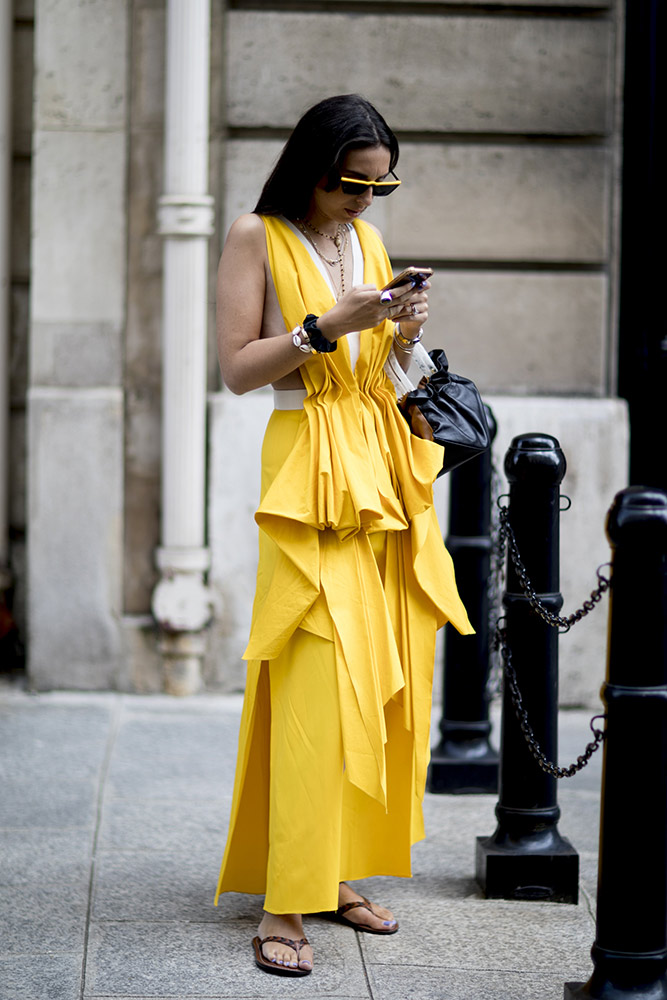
{"left": 282, "top": 218, "right": 364, "bottom": 373}
{"left": 283, "top": 218, "right": 362, "bottom": 301}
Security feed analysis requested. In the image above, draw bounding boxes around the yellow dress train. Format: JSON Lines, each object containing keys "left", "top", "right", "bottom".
{"left": 215, "top": 216, "right": 473, "bottom": 914}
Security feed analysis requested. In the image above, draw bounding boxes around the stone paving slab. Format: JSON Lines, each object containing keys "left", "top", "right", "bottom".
{"left": 105, "top": 714, "right": 237, "bottom": 802}
{"left": 0, "top": 953, "right": 83, "bottom": 1000}
{"left": 0, "top": 689, "right": 605, "bottom": 1000}
{"left": 0, "top": 884, "right": 88, "bottom": 954}
{"left": 0, "top": 701, "right": 113, "bottom": 780}
{"left": 0, "top": 772, "right": 99, "bottom": 829}
{"left": 359, "top": 898, "right": 593, "bottom": 974}
{"left": 92, "top": 849, "right": 225, "bottom": 921}
{"left": 365, "top": 964, "right": 584, "bottom": 1000}
{"left": 85, "top": 920, "right": 370, "bottom": 998}
{"left": 97, "top": 797, "right": 230, "bottom": 853}
{"left": 0, "top": 827, "right": 93, "bottom": 886}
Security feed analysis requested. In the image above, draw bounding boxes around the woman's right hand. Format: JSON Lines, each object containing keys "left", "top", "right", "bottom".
{"left": 317, "top": 281, "right": 423, "bottom": 342}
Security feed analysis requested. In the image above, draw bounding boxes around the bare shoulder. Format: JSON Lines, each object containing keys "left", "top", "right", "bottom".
{"left": 224, "top": 212, "right": 266, "bottom": 251}
{"left": 217, "top": 213, "right": 267, "bottom": 302}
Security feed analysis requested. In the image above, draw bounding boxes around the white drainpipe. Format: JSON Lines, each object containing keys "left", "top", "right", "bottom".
{"left": 0, "top": 0, "right": 12, "bottom": 596}
{"left": 152, "top": 0, "right": 215, "bottom": 694}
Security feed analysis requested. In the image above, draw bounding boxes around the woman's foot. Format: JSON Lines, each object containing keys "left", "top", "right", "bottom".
{"left": 336, "top": 882, "right": 398, "bottom": 932}
{"left": 256, "top": 912, "right": 313, "bottom": 972}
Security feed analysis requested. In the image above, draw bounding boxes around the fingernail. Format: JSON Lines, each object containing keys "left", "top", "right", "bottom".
{"left": 380, "top": 291, "right": 393, "bottom": 304}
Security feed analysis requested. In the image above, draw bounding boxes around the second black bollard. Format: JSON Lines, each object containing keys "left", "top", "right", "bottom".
{"left": 565, "top": 487, "right": 667, "bottom": 999}
{"left": 428, "top": 404, "right": 499, "bottom": 794}
{"left": 475, "top": 433, "right": 579, "bottom": 903}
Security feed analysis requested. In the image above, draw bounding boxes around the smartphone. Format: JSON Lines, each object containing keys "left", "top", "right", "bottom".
{"left": 382, "top": 266, "right": 433, "bottom": 292}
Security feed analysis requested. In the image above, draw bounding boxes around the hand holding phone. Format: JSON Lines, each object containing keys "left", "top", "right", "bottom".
{"left": 382, "top": 266, "right": 433, "bottom": 293}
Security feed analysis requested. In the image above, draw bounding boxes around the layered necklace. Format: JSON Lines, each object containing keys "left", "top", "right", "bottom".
{"left": 296, "top": 219, "right": 348, "bottom": 298}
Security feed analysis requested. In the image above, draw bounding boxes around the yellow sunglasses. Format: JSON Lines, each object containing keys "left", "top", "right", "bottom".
{"left": 339, "top": 172, "right": 401, "bottom": 197}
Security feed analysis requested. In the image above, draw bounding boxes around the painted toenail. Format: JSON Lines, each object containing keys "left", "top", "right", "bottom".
{"left": 383, "top": 919, "right": 396, "bottom": 926}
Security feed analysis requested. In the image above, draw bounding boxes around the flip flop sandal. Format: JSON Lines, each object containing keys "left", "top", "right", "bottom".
{"left": 322, "top": 896, "right": 399, "bottom": 935}
{"left": 252, "top": 935, "right": 312, "bottom": 977}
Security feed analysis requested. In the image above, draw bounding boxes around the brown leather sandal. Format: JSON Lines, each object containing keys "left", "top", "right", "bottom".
{"left": 323, "top": 896, "right": 399, "bottom": 935}
{"left": 252, "top": 934, "right": 312, "bottom": 977}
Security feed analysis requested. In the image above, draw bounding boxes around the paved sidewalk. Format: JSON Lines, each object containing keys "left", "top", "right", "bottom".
{"left": 0, "top": 684, "right": 603, "bottom": 1000}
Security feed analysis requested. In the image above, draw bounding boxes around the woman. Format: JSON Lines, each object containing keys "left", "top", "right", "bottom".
{"left": 214, "top": 94, "right": 472, "bottom": 977}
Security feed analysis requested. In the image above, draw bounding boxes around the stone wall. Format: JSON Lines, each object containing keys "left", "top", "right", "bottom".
{"left": 207, "top": 390, "right": 628, "bottom": 707}
{"left": 223, "top": 3, "right": 620, "bottom": 395}
{"left": 205, "top": 0, "right": 627, "bottom": 706}
{"left": 17, "top": 0, "right": 628, "bottom": 704}
{"left": 26, "top": 0, "right": 128, "bottom": 687}
{"left": 9, "top": 0, "right": 35, "bottom": 652}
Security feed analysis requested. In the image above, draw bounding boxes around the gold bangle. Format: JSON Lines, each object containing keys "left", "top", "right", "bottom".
{"left": 393, "top": 336, "right": 414, "bottom": 353}
{"left": 394, "top": 323, "right": 424, "bottom": 349}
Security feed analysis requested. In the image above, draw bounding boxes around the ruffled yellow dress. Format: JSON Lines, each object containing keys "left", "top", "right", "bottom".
{"left": 215, "top": 215, "right": 473, "bottom": 915}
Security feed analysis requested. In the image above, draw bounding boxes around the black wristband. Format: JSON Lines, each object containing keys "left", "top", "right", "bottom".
{"left": 303, "top": 314, "right": 337, "bottom": 353}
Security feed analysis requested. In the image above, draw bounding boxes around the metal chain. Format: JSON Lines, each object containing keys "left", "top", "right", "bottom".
{"left": 498, "top": 627, "right": 607, "bottom": 777}
{"left": 493, "top": 500, "right": 611, "bottom": 777}
{"left": 497, "top": 504, "right": 611, "bottom": 633}
{"left": 485, "top": 466, "right": 505, "bottom": 698}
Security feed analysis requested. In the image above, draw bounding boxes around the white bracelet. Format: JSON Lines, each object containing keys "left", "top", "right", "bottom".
{"left": 291, "top": 325, "right": 313, "bottom": 354}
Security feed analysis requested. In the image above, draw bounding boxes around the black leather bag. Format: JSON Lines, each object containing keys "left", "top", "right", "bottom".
{"left": 400, "top": 349, "right": 490, "bottom": 477}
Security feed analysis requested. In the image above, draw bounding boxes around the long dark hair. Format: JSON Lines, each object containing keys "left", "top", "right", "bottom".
{"left": 254, "top": 94, "right": 399, "bottom": 218}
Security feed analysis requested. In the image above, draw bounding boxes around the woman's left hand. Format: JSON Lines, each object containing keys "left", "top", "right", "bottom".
{"left": 384, "top": 280, "right": 429, "bottom": 333}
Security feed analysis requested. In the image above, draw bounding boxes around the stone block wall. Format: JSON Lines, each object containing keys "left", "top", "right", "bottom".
{"left": 222, "top": 3, "right": 620, "bottom": 398}
{"left": 205, "top": 0, "right": 627, "bottom": 705}
{"left": 207, "top": 391, "right": 628, "bottom": 707}
{"left": 9, "top": 0, "right": 35, "bottom": 652}
{"left": 16, "top": 0, "right": 628, "bottom": 704}
{"left": 26, "top": 0, "right": 129, "bottom": 687}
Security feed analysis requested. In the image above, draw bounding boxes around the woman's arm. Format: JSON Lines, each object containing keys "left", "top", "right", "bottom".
{"left": 216, "top": 215, "right": 309, "bottom": 395}
{"left": 217, "top": 214, "right": 426, "bottom": 394}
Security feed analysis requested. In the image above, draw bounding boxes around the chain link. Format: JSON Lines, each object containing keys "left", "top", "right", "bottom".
{"left": 498, "top": 628, "right": 607, "bottom": 777}
{"left": 485, "top": 468, "right": 505, "bottom": 698}
{"left": 497, "top": 505, "right": 611, "bottom": 632}
{"left": 493, "top": 500, "right": 611, "bottom": 777}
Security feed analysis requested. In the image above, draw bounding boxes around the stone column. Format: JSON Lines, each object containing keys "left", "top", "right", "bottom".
{"left": 27, "top": 0, "right": 127, "bottom": 689}
{"left": 151, "top": 0, "right": 215, "bottom": 695}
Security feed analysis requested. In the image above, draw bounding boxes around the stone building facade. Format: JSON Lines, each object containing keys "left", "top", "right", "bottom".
{"left": 7, "top": 0, "right": 627, "bottom": 705}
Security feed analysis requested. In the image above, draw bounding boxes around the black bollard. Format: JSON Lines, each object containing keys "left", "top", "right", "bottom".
{"left": 428, "top": 404, "right": 499, "bottom": 794}
{"left": 475, "top": 433, "right": 579, "bottom": 903}
{"left": 565, "top": 487, "right": 667, "bottom": 1000}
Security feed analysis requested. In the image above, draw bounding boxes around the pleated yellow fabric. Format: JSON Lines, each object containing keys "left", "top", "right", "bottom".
{"left": 215, "top": 216, "right": 473, "bottom": 914}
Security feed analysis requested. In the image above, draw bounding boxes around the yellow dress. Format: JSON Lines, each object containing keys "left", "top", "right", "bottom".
{"left": 215, "top": 215, "right": 473, "bottom": 915}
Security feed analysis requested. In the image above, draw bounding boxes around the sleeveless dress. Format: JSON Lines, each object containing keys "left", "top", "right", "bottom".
{"left": 215, "top": 215, "right": 473, "bottom": 915}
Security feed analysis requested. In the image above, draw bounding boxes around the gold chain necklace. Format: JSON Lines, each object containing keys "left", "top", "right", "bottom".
{"left": 302, "top": 218, "right": 346, "bottom": 250}
{"left": 296, "top": 220, "right": 348, "bottom": 297}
